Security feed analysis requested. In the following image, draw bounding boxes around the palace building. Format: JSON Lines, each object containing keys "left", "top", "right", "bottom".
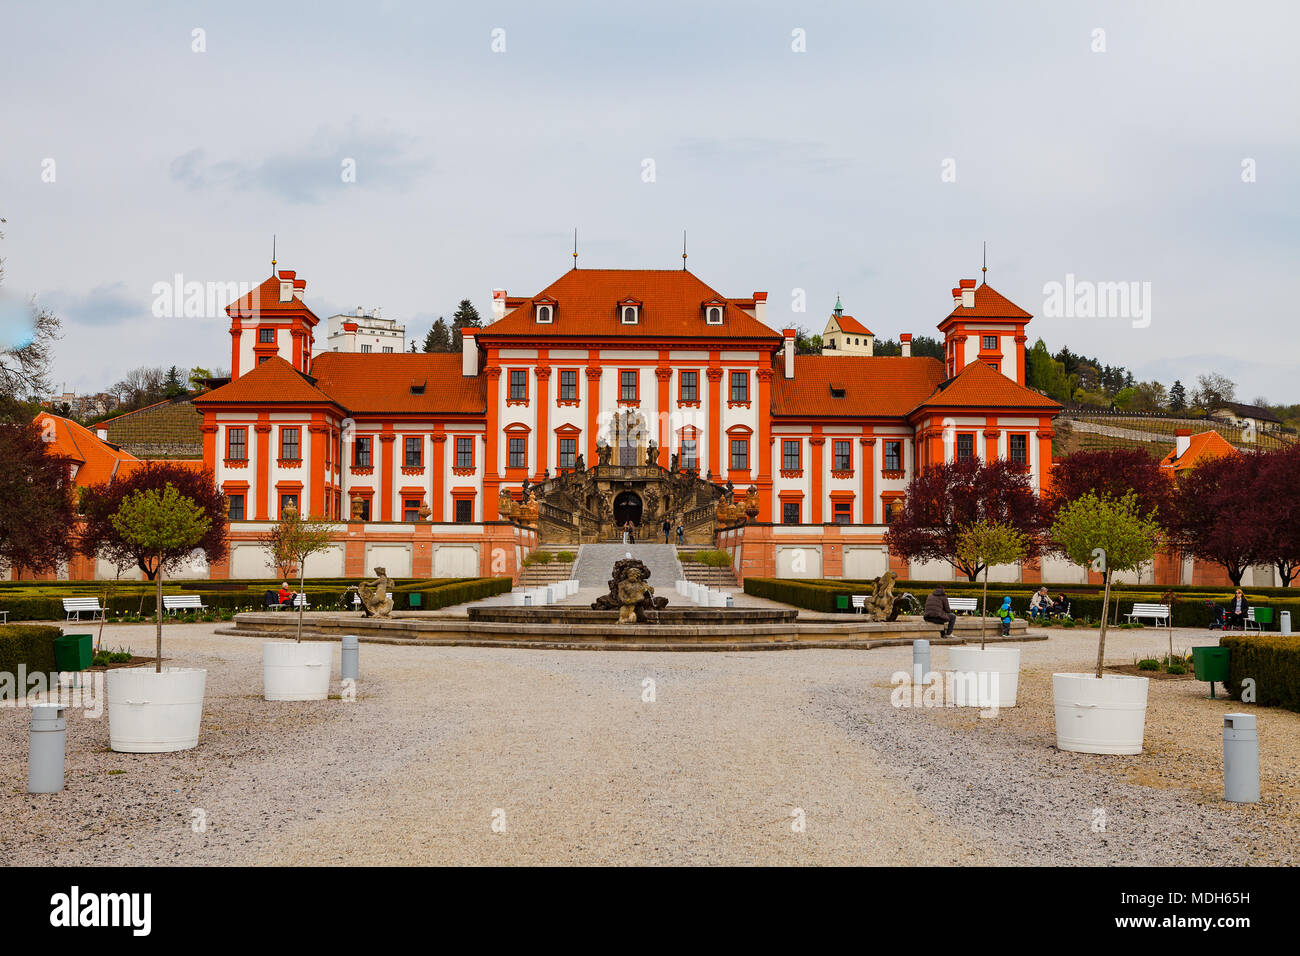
{"left": 185, "top": 262, "right": 1061, "bottom": 582}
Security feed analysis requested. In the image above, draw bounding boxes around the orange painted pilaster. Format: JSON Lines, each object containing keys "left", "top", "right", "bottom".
{"left": 706, "top": 366, "right": 723, "bottom": 479}
{"left": 535, "top": 365, "right": 551, "bottom": 478}
{"left": 984, "top": 416, "right": 999, "bottom": 463}
{"left": 200, "top": 420, "right": 218, "bottom": 469}
{"left": 379, "top": 430, "right": 395, "bottom": 521}
{"left": 431, "top": 430, "right": 446, "bottom": 521}
{"left": 484, "top": 366, "right": 502, "bottom": 519}
{"left": 756, "top": 367, "right": 773, "bottom": 520}
{"left": 1037, "top": 416, "right": 1055, "bottom": 493}
{"left": 585, "top": 367, "right": 601, "bottom": 464}
{"left": 809, "top": 435, "right": 825, "bottom": 524}
{"left": 656, "top": 366, "right": 672, "bottom": 467}
{"left": 308, "top": 421, "right": 328, "bottom": 516}
{"left": 860, "top": 435, "right": 875, "bottom": 523}
{"left": 254, "top": 421, "right": 272, "bottom": 520}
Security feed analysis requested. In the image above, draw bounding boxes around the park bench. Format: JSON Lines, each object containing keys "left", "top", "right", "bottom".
{"left": 268, "top": 593, "right": 309, "bottom": 611}
{"left": 162, "top": 594, "right": 208, "bottom": 616}
{"left": 948, "top": 597, "right": 978, "bottom": 615}
{"left": 851, "top": 594, "right": 867, "bottom": 613}
{"left": 63, "top": 597, "right": 106, "bottom": 622}
{"left": 1126, "top": 603, "right": 1170, "bottom": 626}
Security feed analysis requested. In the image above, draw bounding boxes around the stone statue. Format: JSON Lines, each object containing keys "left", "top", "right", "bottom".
{"left": 498, "top": 488, "right": 514, "bottom": 517}
{"left": 359, "top": 567, "right": 394, "bottom": 618}
{"left": 591, "top": 557, "right": 669, "bottom": 623}
{"left": 417, "top": 501, "right": 432, "bottom": 521}
{"left": 597, "top": 442, "right": 612, "bottom": 466}
{"left": 724, "top": 479, "right": 735, "bottom": 503}
{"left": 520, "top": 476, "right": 531, "bottom": 500}
{"left": 542, "top": 467, "right": 550, "bottom": 480}
{"left": 669, "top": 452, "right": 679, "bottom": 473}
{"left": 575, "top": 453, "right": 586, "bottom": 472}
{"left": 645, "top": 439, "right": 657, "bottom": 467}
{"left": 350, "top": 497, "right": 365, "bottom": 520}
{"left": 866, "top": 571, "right": 901, "bottom": 622}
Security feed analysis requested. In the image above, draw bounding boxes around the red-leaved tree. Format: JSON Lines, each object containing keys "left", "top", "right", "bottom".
{"left": 0, "top": 423, "right": 78, "bottom": 574}
{"left": 1170, "top": 448, "right": 1264, "bottom": 586}
{"left": 1252, "top": 445, "right": 1300, "bottom": 586}
{"left": 79, "top": 461, "right": 228, "bottom": 579}
{"left": 1044, "top": 449, "right": 1173, "bottom": 527}
{"left": 885, "top": 457, "right": 1044, "bottom": 581}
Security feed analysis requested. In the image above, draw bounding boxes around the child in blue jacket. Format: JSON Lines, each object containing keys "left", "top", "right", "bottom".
{"left": 996, "top": 597, "right": 1014, "bottom": 635}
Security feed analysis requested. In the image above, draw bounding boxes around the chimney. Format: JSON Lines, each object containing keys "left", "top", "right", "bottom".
{"left": 343, "top": 321, "right": 358, "bottom": 353}
{"left": 462, "top": 328, "right": 479, "bottom": 376}
{"left": 278, "top": 270, "right": 296, "bottom": 303}
{"left": 960, "top": 278, "right": 976, "bottom": 309}
{"left": 782, "top": 328, "right": 796, "bottom": 379}
{"left": 753, "top": 291, "right": 767, "bottom": 324}
{"left": 951, "top": 287, "right": 962, "bottom": 309}
{"left": 492, "top": 289, "right": 507, "bottom": 319}
{"left": 900, "top": 333, "right": 912, "bottom": 358}
{"left": 1175, "top": 428, "right": 1192, "bottom": 459}
{"left": 292, "top": 278, "right": 306, "bottom": 300}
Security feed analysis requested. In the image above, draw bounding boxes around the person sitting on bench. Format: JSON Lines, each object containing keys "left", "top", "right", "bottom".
{"left": 923, "top": 587, "right": 956, "bottom": 637}
{"left": 1048, "top": 593, "right": 1069, "bottom": 618}
{"left": 1028, "top": 587, "right": 1051, "bottom": 619}
{"left": 1225, "top": 589, "right": 1249, "bottom": 629}
{"left": 277, "top": 582, "right": 294, "bottom": 606}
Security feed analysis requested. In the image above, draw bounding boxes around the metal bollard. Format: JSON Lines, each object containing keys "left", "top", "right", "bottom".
{"left": 341, "top": 634, "right": 359, "bottom": 682}
{"left": 913, "top": 639, "right": 930, "bottom": 686}
{"left": 1281, "top": 610, "right": 1292, "bottom": 636}
{"left": 1223, "top": 713, "right": 1260, "bottom": 803}
{"left": 28, "top": 703, "right": 67, "bottom": 794}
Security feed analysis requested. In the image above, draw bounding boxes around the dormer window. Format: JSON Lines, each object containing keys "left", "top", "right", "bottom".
{"left": 706, "top": 306, "right": 723, "bottom": 325}
{"left": 621, "top": 306, "right": 638, "bottom": 324}
{"left": 410, "top": 380, "right": 426, "bottom": 395}
{"left": 536, "top": 305, "right": 553, "bottom": 323}
{"left": 830, "top": 382, "right": 846, "bottom": 398}
{"left": 618, "top": 297, "right": 642, "bottom": 325}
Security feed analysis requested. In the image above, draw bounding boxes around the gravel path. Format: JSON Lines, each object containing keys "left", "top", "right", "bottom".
{"left": 2, "top": 623, "right": 1293, "bottom": 865}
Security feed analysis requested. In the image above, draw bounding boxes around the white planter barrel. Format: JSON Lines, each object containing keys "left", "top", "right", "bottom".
{"left": 947, "top": 646, "right": 1021, "bottom": 708}
{"left": 263, "top": 641, "right": 333, "bottom": 702}
{"left": 1052, "top": 673, "right": 1150, "bottom": 755}
{"left": 107, "top": 668, "right": 206, "bottom": 753}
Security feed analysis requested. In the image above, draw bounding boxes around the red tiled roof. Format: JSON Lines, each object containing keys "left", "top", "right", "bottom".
{"left": 225, "top": 271, "right": 319, "bottom": 323}
{"left": 481, "top": 269, "right": 782, "bottom": 340}
{"left": 310, "top": 352, "right": 486, "bottom": 415}
{"left": 941, "top": 282, "right": 1032, "bottom": 322}
{"left": 192, "top": 356, "right": 340, "bottom": 407}
{"left": 33, "top": 412, "right": 139, "bottom": 487}
{"left": 1159, "top": 430, "right": 1237, "bottom": 472}
{"left": 771, "top": 356, "right": 947, "bottom": 418}
{"left": 832, "top": 314, "right": 873, "bottom": 335}
{"left": 911, "top": 360, "right": 1061, "bottom": 413}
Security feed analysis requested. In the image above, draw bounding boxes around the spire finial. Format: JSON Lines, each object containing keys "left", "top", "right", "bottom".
{"left": 981, "top": 240, "right": 987, "bottom": 283}
{"left": 834, "top": 293, "right": 843, "bottom": 317}
{"left": 682, "top": 230, "right": 688, "bottom": 270}
{"left": 572, "top": 228, "right": 578, "bottom": 270}
{"left": 271, "top": 234, "right": 277, "bottom": 272}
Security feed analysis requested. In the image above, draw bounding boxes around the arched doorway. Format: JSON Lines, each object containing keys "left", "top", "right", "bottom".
{"left": 612, "top": 490, "right": 643, "bottom": 527}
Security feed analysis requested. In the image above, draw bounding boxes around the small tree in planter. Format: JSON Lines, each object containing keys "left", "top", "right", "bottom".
{"left": 955, "top": 519, "right": 1029, "bottom": 649}
{"left": 1051, "top": 491, "right": 1162, "bottom": 678}
{"left": 110, "top": 485, "right": 212, "bottom": 672}
{"left": 260, "top": 503, "right": 334, "bottom": 642}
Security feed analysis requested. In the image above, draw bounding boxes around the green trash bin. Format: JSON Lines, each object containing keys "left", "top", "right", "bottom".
{"left": 408, "top": 593, "right": 422, "bottom": 609}
{"left": 53, "top": 634, "right": 93, "bottom": 673}
{"left": 1253, "top": 607, "right": 1273, "bottom": 628}
{"left": 835, "top": 595, "right": 849, "bottom": 612}
{"left": 1192, "top": 645, "right": 1230, "bottom": 698}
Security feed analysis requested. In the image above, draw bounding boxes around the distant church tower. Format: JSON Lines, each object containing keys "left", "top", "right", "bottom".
{"left": 820, "top": 296, "right": 874, "bottom": 356}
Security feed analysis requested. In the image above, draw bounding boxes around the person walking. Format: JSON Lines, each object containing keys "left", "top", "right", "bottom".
{"left": 662, "top": 518, "right": 671, "bottom": 543}
{"left": 923, "top": 586, "right": 956, "bottom": 637}
{"left": 675, "top": 522, "right": 684, "bottom": 546}
{"left": 997, "top": 596, "right": 1015, "bottom": 636}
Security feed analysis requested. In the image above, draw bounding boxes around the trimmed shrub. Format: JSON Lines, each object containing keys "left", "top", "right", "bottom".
{"left": 407, "top": 576, "right": 512, "bottom": 610}
{"left": 1223, "top": 635, "right": 1300, "bottom": 711}
{"left": 525, "top": 551, "right": 553, "bottom": 565}
{"left": 693, "top": 550, "right": 734, "bottom": 568}
{"left": 553, "top": 551, "right": 575, "bottom": 563}
{"left": 0, "top": 625, "right": 61, "bottom": 678}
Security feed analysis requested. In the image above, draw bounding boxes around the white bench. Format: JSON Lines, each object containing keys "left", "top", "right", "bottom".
{"left": 1126, "top": 603, "right": 1170, "bottom": 626}
{"left": 851, "top": 594, "right": 868, "bottom": 613}
{"left": 162, "top": 594, "right": 208, "bottom": 615}
{"left": 1245, "top": 607, "right": 1263, "bottom": 632}
{"left": 270, "top": 594, "right": 309, "bottom": 611}
{"left": 948, "top": 597, "right": 978, "bottom": 615}
{"left": 0, "top": 610, "right": 7, "bottom": 625}
{"left": 63, "top": 597, "right": 105, "bottom": 622}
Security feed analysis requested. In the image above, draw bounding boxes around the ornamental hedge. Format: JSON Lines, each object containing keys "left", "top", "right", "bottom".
{"left": 1223, "top": 635, "right": 1300, "bottom": 712}
{"left": 0, "top": 625, "right": 61, "bottom": 677}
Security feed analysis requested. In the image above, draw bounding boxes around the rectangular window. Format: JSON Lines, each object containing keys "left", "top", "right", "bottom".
{"left": 730, "top": 438, "right": 748, "bottom": 472}
{"left": 280, "top": 427, "right": 300, "bottom": 460}
{"left": 509, "top": 369, "right": 528, "bottom": 401}
{"left": 730, "top": 371, "right": 748, "bottom": 402}
{"left": 508, "top": 436, "right": 527, "bottom": 469}
{"left": 782, "top": 440, "right": 801, "bottom": 472}
{"left": 227, "top": 494, "right": 245, "bottom": 521}
{"left": 402, "top": 499, "right": 421, "bottom": 522}
{"left": 354, "top": 436, "right": 372, "bottom": 467}
{"left": 279, "top": 493, "right": 298, "bottom": 516}
{"left": 885, "top": 440, "right": 902, "bottom": 472}
{"left": 360, "top": 344, "right": 371, "bottom": 354}
{"left": 680, "top": 370, "right": 698, "bottom": 402}
{"left": 404, "top": 436, "right": 422, "bottom": 468}
{"left": 620, "top": 370, "right": 638, "bottom": 401}
{"left": 982, "top": 335, "right": 998, "bottom": 351}
{"left": 258, "top": 328, "right": 275, "bottom": 343}
{"left": 559, "top": 369, "right": 577, "bottom": 400}
{"left": 559, "top": 437, "right": 577, "bottom": 469}
{"left": 782, "top": 501, "right": 800, "bottom": 525}
{"left": 1009, "top": 433, "right": 1027, "bottom": 466}
{"left": 454, "top": 499, "right": 473, "bottom": 523}
{"left": 455, "top": 436, "right": 474, "bottom": 469}
{"left": 833, "top": 501, "right": 852, "bottom": 524}
{"left": 956, "top": 434, "right": 974, "bottom": 460}
{"left": 681, "top": 438, "right": 698, "bottom": 471}
{"left": 833, "top": 440, "right": 852, "bottom": 471}
{"left": 226, "top": 427, "right": 246, "bottom": 460}
{"left": 382, "top": 346, "right": 394, "bottom": 354}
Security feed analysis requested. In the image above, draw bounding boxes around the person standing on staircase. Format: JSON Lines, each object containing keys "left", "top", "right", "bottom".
{"left": 662, "top": 518, "right": 671, "bottom": 543}
{"left": 676, "top": 522, "right": 684, "bottom": 546}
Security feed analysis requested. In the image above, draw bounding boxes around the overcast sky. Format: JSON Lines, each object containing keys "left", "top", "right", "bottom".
{"left": 2, "top": 0, "right": 1296, "bottom": 402}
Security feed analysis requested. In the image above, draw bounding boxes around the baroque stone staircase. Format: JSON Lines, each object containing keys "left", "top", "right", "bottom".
{"left": 517, "top": 545, "right": 578, "bottom": 587}
{"left": 570, "top": 543, "right": 684, "bottom": 590}
{"left": 680, "top": 559, "right": 738, "bottom": 589}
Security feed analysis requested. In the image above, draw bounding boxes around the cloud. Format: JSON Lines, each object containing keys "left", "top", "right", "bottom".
{"left": 169, "top": 121, "right": 427, "bottom": 204}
